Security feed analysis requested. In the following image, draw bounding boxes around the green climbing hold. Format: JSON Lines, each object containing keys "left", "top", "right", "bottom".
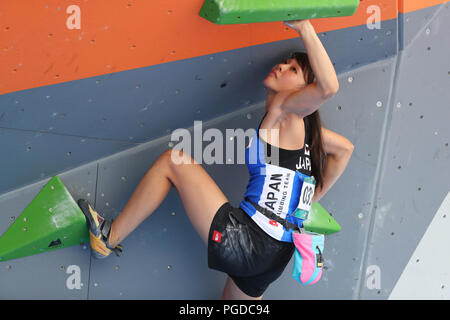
{"left": 0, "top": 176, "right": 89, "bottom": 262}
{"left": 302, "top": 202, "right": 341, "bottom": 235}
{"left": 199, "top": 0, "right": 360, "bottom": 25}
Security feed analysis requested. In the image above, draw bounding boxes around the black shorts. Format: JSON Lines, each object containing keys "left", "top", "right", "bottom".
{"left": 208, "top": 202, "right": 294, "bottom": 298}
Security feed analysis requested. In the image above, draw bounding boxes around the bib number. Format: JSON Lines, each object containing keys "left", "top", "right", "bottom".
{"left": 298, "top": 180, "right": 315, "bottom": 212}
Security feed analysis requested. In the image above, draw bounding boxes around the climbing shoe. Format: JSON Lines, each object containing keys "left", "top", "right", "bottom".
{"left": 77, "top": 199, "right": 123, "bottom": 259}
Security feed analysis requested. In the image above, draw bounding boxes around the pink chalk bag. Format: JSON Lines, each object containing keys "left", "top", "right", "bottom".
{"left": 291, "top": 229, "right": 324, "bottom": 285}
{"left": 291, "top": 175, "right": 325, "bottom": 285}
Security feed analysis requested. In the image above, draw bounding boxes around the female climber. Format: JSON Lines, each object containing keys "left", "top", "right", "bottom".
{"left": 78, "top": 19, "right": 354, "bottom": 300}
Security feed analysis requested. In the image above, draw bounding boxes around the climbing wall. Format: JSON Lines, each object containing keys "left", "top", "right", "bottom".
{"left": 0, "top": 0, "right": 449, "bottom": 299}
{"left": 361, "top": 2, "right": 450, "bottom": 299}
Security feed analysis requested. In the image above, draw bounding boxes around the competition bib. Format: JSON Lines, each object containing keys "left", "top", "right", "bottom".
{"left": 293, "top": 175, "right": 316, "bottom": 220}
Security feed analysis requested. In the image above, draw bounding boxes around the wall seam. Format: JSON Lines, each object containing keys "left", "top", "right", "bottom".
{"left": 0, "top": 126, "right": 142, "bottom": 146}
{"left": 354, "top": 46, "right": 404, "bottom": 299}
{"left": 86, "top": 162, "right": 99, "bottom": 300}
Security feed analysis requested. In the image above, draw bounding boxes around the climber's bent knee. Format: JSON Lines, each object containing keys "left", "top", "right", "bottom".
{"left": 166, "top": 148, "right": 197, "bottom": 167}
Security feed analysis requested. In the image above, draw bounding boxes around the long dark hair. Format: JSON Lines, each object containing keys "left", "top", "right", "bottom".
{"left": 290, "top": 52, "right": 327, "bottom": 190}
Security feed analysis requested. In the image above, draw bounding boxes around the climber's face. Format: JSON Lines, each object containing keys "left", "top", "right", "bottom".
{"left": 263, "top": 58, "right": 307, "bottom": 93}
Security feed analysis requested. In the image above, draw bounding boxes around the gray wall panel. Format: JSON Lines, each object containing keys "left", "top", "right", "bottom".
{"left": 359, "top": 3, "right": 450, "bottom": 299}
{"left": 0, "top": 128, "right": 136, "bottom": 195}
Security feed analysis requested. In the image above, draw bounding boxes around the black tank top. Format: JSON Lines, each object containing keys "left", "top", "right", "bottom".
{"left": 257, "top": 113, "right": 312, "bottom": 176}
